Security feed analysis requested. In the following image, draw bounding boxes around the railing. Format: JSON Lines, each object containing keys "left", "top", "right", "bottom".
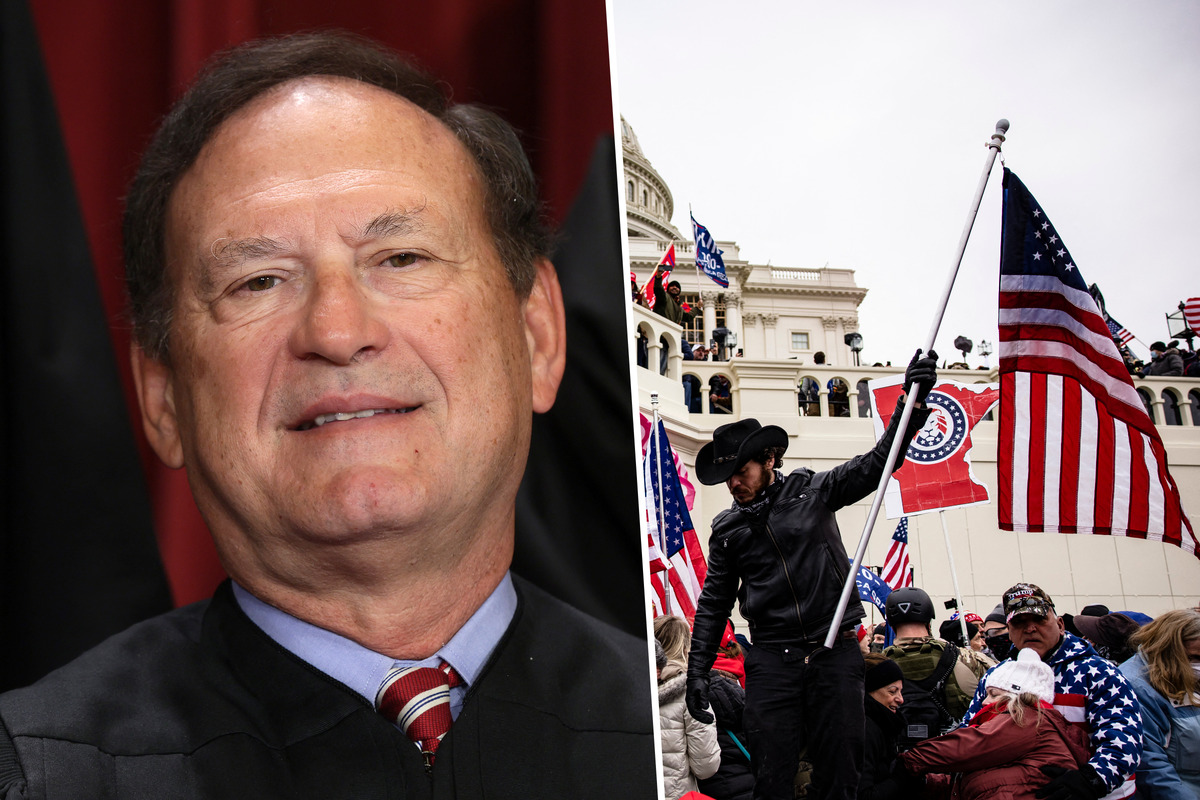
{"left": 769, "top": 268, "right": 823, "bottom": 282}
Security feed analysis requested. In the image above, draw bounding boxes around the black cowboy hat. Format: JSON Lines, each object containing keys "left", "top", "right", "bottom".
{"left": 695, "top": 418, "right": 788, "bottom": 485}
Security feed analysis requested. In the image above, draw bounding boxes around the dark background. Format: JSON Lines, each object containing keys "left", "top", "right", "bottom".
{"left": 1, "top": 0, "right": 643, "bottom": 691}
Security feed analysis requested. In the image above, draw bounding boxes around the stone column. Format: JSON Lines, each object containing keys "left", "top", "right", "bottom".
{"left": 763, "top": 314, "right": 779, "bottom": 359}
{"left": 743, "top": 313, "right": 762, "bottom": 360}
{"left": 724, "top": 290, "right": 743, "bottom": 354}
{"left": 702, "top": 290, "right": 719, "bottom": 347}
{"left": 648, "top": 337, "right": 663, "bottom": 375}
{"left": 840, "top": 315, "right": 859, "bottom": 365}
{"left": 822, "top": 316, "right": 839, "bottom": 361}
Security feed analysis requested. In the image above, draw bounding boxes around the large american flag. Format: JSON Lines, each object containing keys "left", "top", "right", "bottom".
{"left": 644, "top": 418, "right": 707, "bottom": 620}
{"left": 997, "top": 169, "right": 1196, "bottom": 557}
{"left": 881, "top": 517, "right": 913, "bottom": 589}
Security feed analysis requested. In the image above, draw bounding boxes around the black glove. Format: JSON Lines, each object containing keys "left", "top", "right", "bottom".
{"left": 1034, "top": 764, "right": 1107, "bottom": 800}
{"left": 903, "top": 349, "right": 938, "bottom": 405}
{"left": 685, "top": 674, "right": 714, "bottom": 724}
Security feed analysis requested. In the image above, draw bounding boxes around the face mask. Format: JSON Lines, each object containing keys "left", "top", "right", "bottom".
{"left": 1191, "top": 663, "right": 1200, "bottom": 678}
{"left": 987, "top": 632, "right": 1014, "bottom": 661}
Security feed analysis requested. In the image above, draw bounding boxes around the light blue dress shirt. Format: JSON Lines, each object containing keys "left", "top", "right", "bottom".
{"left": 232, "top": 572, "right": 517, "bottom": 721}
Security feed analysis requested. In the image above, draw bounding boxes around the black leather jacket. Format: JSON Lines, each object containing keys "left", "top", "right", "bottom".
{"left": 689, "top": 399, "right": 930, "bottom": 675}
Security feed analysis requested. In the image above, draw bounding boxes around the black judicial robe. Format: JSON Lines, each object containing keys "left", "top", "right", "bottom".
{"left": 0, "top": 577, "right": 656, "bottom": 799}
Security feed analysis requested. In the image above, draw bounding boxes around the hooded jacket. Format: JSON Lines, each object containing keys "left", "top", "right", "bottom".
{"left": 963, "top": 632, "right": 1143, "bottom": 799}
{"left": 658, "top": 661, "right": 720, "bottom": 800}
{"left": 901, "top": 702, "right": 1091, "bottom": 800}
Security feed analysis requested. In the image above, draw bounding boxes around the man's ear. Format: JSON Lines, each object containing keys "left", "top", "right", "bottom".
{"left": 131, "top": 344, "right": 185, "bottom": 469}
{"left": 523, "top": 257, "right": 567, "bottom": 413}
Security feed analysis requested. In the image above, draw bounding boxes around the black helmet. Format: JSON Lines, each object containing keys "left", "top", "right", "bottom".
{"left": 886, "top": 587, "right": 935, "bottom": 627}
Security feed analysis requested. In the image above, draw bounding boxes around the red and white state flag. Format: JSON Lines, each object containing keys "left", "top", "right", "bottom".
{"left": 869, "top": 376, "right": 999, "bottom": 519}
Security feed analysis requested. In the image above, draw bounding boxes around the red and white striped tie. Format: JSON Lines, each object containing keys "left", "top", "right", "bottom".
{"left": 376, "top": 661, "right": 462, "bottom": 768}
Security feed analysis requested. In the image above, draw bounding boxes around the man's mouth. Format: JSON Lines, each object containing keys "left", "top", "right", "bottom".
{"left": 294, "top": 407, "right": 415, "bottom": 432}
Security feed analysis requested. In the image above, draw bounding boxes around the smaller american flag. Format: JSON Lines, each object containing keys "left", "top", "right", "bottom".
{"left": 881, "top": 517, "right": 913, "bottom": 589}
{"left": 644, "top": 418, "right": 707, "bottom": 621}
{"left": 1104, "top": 315, "right": 1134, "bottom": 345}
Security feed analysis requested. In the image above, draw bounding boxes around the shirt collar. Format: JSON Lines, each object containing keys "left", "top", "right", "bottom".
{"left": 232, "top": 572, "right": 517, "bottom": 705}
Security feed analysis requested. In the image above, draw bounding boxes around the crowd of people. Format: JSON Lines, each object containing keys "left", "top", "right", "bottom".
{"left": 656, "top": 593, "right": 1200, "bottom": 800}
{"left": 1123, "top": 340, "right": 1200, "bottom": 378}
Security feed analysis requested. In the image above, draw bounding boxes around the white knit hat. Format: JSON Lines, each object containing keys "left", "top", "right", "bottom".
{"left": 984, "top": 647, "right": 1056, "bottom": 704}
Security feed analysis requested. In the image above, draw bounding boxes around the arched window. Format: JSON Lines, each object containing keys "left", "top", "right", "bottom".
{"left": 709, "top": 374, "right": 732, "bottom": 414}
{"left": 856, "top": 379, "right": 872, "bottom": 418}
{"left": 642, "top": 189, "right": 648, "bottom": 207}
{"left": 799, "top": 377, "right": 821, "bottom": 416}
{"left": 682, "top": 374, "right": 701, "bottom": 414}
{"left": 828, "top": 378, "right": 851, "bottom": 418}
{"left": 1161, "top": 389, "right": 1182, "bottom": 426}
{"left": 1190, "top": 389, "right": 1200, "bottom": 426}
{"left": 1136, "top": 388, "right": 1156, "bottom": 423}
{"left": 626, "top": 181, "right": 634, "bottom": 202}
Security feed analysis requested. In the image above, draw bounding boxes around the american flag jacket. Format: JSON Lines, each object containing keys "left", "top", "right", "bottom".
{"left": 963, "top": 632, "right": 1142, "bottom": 799}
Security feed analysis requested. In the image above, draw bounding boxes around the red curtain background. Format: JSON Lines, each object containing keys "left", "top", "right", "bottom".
{"left": 28, "top": 0, "right": 617, "bottom": 607}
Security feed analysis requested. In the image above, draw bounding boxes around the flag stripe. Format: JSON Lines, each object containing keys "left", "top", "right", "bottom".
{"left": 1058, "top": 379, "right": 1081, "bottom": 532}
{"left": 1028, "top": 372, "right": 1048, "bottom": 531}
{"left": 1076, "top": 390, "right": 1098, "bottom": 532}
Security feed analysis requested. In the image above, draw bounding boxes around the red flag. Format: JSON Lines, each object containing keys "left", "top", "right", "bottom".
{"left": 868, "top": 377, "right": 999, "bottom": 517}
{"left": 997, "top": 170, "right": 1196, "bottom": 557}
{"left": 641, "top": 243, "right": 675, "bottom": 311}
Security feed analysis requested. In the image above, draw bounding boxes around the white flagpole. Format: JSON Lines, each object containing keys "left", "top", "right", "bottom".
{"left": 689, "top": 204, "right": 704, "bottom": 287}
{"left": 939, "top": 510, "right": 971, "bottom": 646}
{"left": 651, "top": 391, "right": 672, "bottom": 614}
{"left": 818, "top": 120, "right": 1009, "bottom": 654}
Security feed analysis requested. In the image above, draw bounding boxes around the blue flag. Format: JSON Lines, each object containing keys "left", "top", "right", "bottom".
{"left": 853, "top": 560, "right": 892, "bottom": 614}
{"left": 691, "top": 213, "right": 729, "bottom": 288}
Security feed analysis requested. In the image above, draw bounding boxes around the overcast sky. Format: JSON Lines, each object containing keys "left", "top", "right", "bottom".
{"left": 611, "top": 0, "right": 1199, "bottom": 368}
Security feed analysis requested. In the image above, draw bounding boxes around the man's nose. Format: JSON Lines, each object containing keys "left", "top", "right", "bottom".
{"left": 289, "top": 266, "right": 390, "bottom": 364}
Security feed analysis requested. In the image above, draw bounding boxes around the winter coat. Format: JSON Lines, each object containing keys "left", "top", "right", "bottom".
{"left": 860, "top": 694, "right": 918, "bottom": 800}
{"left": 963, "top": 633, "right": 1143, "bottom": 799}
{"left": 1119, "top": 653, "right": 1200, "bottom": 799}
{"left": 901, "top": 702, "right": 1091, "bottom": 800}
{"left": 1143, "top": 348, "right": 1184, "bottom": 376}
{"left": 697, "top": 673, "right": 753, "bottom": 800}
{"left": 658, "top": 661, "right": 721, "bottom": 800}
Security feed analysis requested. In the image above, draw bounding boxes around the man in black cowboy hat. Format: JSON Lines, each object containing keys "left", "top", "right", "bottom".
{"left": 686, "top": 352, "right": 938, "bottom": 800}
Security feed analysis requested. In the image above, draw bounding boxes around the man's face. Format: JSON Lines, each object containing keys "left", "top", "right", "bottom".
{"left": 726, "top": 458, "right": 773, "bottom": 505}
{"left": 668, "top": 283, "right": 681, "bottom": 299}
{"left": 135, "top": 78, "right": 564, "bottom": 580}
{"left": 1007, "top": 611, "right": 1065, "bottom": 659}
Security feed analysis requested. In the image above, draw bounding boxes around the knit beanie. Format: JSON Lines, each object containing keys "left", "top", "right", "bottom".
{"left": 985, "top": 647, "right": 1055, "bottom": 704}
{"left": 865, "top": 658, "right": 904, "bottom": 693}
